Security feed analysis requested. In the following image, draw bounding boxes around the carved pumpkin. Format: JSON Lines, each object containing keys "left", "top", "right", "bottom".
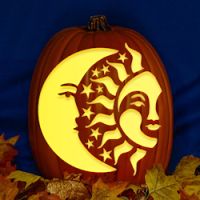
{"left": 29, "top": 16, "right": 173, "bottom": 184}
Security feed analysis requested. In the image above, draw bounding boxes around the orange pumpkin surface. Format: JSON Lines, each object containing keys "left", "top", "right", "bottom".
{"left": 29, "top": 16, "right": 173, "bottom": 184}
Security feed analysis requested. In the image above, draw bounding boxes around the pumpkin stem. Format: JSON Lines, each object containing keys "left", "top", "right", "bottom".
{"left": 87, "top": 15, "right": 111, "bottom": 32}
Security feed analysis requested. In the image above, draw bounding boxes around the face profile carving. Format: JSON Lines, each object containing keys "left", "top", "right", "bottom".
{"left": 117, "top": 71, "right": 162, "bottom": 148}
{"left": 38, "top": 43, "right": 163, "bottom": 177}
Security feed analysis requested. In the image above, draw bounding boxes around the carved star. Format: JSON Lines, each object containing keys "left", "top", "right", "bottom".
{"left": 118, "top": 53, "right": 128, "bottom": 63}
{"left": 96, "top": 85, "right": 103, "bottom": 93}
{"left": 100, "top": 148, "right": 112, "bottom": 162}
{"left": 81, "top": 83, "right": 95, "bottom": 98}
{"left": 82, "top": 106, "right": 94, "bottom": 120}
{"left": 92, "top": 68, "right": 100, "bottom": 78}
{"left": 101, "top": 65, "right": 110, "bottom": 75}
{"left": 85, "top": 139, "right": 94, "bottom": 149}
{"left": 90, "top": 128, "right": 102, "bottom": 140}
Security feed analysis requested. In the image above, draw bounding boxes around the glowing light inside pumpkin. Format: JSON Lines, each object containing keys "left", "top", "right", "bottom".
{"left": 38, "top": 44, "right": 162, "bottom": 176}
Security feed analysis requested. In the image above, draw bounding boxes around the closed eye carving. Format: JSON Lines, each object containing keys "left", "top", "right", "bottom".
{"left": 130, "top": 93, "right": 146, "bottom": 107}
{"left": 130, "top": 101, "right": 145, "bottom": 107}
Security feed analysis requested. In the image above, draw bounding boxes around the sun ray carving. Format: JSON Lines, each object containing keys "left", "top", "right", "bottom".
{"left": 125, "top": 43, "right": 143, "bottom": 73}
{"left": 98, "top": 128, "right": 122, "bottom": 148}
{"left": 130, "top": 148, "right": 146, "bottom": 176}
{"left": 86, "top": 113, "right": 115, "bottom": 128}
{"left": 106, "top": 60, "right": 129, "bottom": 82}
{"left": 113, "top": 141, "right": 133, "bottom": 165}
{"left": 91, "top": 76, "right": 118, "bottom": 96}
{"left": 88, "top": 95, "right": 114, "bottom": 110}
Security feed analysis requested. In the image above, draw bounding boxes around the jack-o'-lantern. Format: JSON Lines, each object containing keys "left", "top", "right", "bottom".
{"left": 29, "top": 16, "right": 173, "bottom": 184}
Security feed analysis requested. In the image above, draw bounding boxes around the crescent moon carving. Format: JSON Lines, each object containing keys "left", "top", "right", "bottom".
{"left": 38, "top": 48, "right": 118, "bottom": 173}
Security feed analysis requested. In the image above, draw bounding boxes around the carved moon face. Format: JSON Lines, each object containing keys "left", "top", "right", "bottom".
{"left": 38, "top": 48, "right": 118, "bottom": 173}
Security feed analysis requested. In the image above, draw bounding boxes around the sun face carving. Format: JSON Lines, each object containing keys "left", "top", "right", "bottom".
{"left": 59, "top": 43, "right": 162, "bottom": 176}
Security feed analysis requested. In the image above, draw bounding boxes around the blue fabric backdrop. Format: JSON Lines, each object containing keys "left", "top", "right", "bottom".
{"left": 0, "top": 0, "right": 200, "bottom": 175}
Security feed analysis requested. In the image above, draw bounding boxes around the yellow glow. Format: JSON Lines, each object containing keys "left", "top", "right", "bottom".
{"left": 99, "top": 128, "right": 122, "bottom": 148}
{"left": 88, "top": 95, "right": 114, "bottom": 110}
{"left": 117, "top": 53, "right": 128, "bottom": 63}
{"left": 146, "top": 124, "right": 161, "bottom": 131}
{"left": 130, "top": 148, "right": 146, "bottom": 175}
{"left": 86, "top": 113, "right": 115, "bottom": 128}
{"left": 125, "top": 43, "right": 143, "bottom": 73}
{"left": 106, "top": 60, "right": 129, "bottom": 82}
{"left": 120, "top": 109, "right": 157, "bottom": 148}
{"left": 38, "top": 43, "right": 163, "bottom": 177}
{"left": 113, "top": 140, "right": 133, "bottom": 165}
{"left": 91, "top": 76, "right": 118, "bottom": 96}
{"left": 118, "top": 71, "right": 161, "bottom": 121}
{"left": 38, "top": 48, "right": 118, "bottom": 173}
{"left": 131, "top": 93, "right": 145, "bottom": 101}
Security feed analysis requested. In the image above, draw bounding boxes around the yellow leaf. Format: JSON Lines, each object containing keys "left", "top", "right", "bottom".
{"left": 174, "top": 156, "right": 200, "bottom": 180}
{"left": 8, "top": 170, "right": 41, "bottom": 189}
{"left": 91, "top": 178, "right": 128, "bottom": 200}
{"left": 145, "top": 166, "right": 180, "bottom": 200}
{"left": 184, "top": 181, "right": 200, "bottom": 198}
{"left": 126, "top": 184, "right": 142, "bottom": 193}
{"left": 173, "top": 156, "right": 200, "bottom": 198}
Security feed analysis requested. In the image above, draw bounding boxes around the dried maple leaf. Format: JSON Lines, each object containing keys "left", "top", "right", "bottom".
{"left": 179, "top": 189, "right": 199, "bottom": 200}
{"left": 174, "top": 156, "right": 200, "bottom": 199}
{"left": 28, "top": 191, "right": 61, "bottom": 200}
{"left": 181, "top": 179, "right": 200, "bottom": 199}
{"left": 6, "top": 135, "right": 20, "bottom": 146}
{"left": 0, "top": 134, "right": 19, "bottom": 176}
{"left": 15, "top": 179, "right": 47, "bottom": 200}
{"left": 47, "top": 178, "right": 90, "bottom": 200}
{"left": 90, "top": 178, "right": 128, "bottom": 200}
{"left": 0, "top": 175, "right": 18, "bottom": 200}
{"left": 174, "top": 156, "right": 200, "bottom": 180}
{"left": 145, "top": 166, "right": 180, "bottom": 200}
{"left": 8, "top": 170, "right": 42, "bottom": 189}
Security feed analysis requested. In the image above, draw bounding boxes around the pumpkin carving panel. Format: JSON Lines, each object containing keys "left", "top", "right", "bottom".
{"left": 29, "top": 16, "right": 173, "bottom": 184}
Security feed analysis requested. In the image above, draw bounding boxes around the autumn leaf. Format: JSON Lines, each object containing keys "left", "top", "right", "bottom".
{"left": 173, "top": 156, "right": 200, "bottom": 199}
{"left": 179, "top": 189, "right": 199, "bottom": 200}
{"left": 15, "top": 179, "right": 47, "bottom": 200}
{"left": 90, "top": 178, "right": 128, "bottom": 200}
{"left": 0, "top": 175, "right": 19, "bottom": 200}
{"left": 47, "top": 178, "right": 90, "bottom": 200}
{"left": 174, "top": 156, "right": 200, "bottom": 180}
{"left": 8, "top": 170, "right": 42, "bottom": 189}
{"left": 0, "top": 134, "right": 18, "bottom": 176}
{"left": 180, "top": 179, "right": 200, "bottom": 199}
{"left": 28, "top": 191, "right": 61, "bottom": 200}
{"left": 145, "top": 166, "right": 180, "bottom": 200}
{"left": 6, "top": 135, "right": 20, "bottom": 146}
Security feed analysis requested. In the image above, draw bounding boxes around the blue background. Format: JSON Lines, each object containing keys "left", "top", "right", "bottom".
{"left": 0, "top": 0, "right": 200, "bottom": 174}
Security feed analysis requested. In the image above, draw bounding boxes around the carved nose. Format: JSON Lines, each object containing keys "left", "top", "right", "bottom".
{"left": 147, "top": 109, "right": 159, "bottom": 121}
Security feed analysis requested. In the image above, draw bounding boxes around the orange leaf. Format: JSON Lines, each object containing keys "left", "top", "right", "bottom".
{"left": 6, "top": 135, "right": 20, "bottom": 146}
{"left": 0, "top": 175, "right": 18, "bottom": 200}
{"left": 91, "top": 178, "right": 128, "bottom": 200}
{"left": 0, "top": 134, "right": 18, "bottom": 176}
{"left": 28, "top": 191, "right": 61, "bottom": 200}
{"left": 180, "top": 189, "right": 199, "bottom": 200}
{"left": 174, "top": 156, "right": 200, "bottom": 180}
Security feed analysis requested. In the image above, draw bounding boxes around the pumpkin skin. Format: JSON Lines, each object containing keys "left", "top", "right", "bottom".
{"left": 29, "top": 16, "right": 173, "bottom": 184}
